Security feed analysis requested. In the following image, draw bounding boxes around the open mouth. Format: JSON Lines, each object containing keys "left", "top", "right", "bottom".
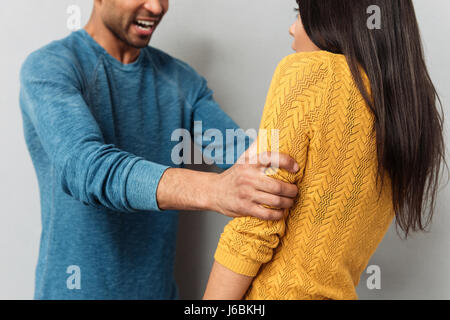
{"left": 133, "top": 19, "right": 156, "bottom": 32}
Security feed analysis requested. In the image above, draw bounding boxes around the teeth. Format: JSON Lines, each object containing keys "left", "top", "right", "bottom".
{"left": 137, "top": 25, "right": 150, "bottom": 30}
{"left": 137, "top": 20, "right": 155, "bottom": 27}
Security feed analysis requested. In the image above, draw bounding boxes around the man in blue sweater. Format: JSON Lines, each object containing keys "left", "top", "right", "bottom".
{"left": 19, "top": 0, "right": 299, "bottom": 299}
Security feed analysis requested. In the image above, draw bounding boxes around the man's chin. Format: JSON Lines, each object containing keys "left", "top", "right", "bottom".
{"left": 128, "top": 36, "right": 152, "bottom": 49}
{"left": 132, "top": 41, "right": 151, "bottom": 49}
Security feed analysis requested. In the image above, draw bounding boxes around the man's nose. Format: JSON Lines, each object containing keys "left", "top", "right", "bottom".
{"left": 143, "top": 0, "right": 163, "bottom": 16}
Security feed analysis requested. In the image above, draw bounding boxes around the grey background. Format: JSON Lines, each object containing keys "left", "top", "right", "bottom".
{"left": 0, "top": 0, "right": 449, "bottom": 299}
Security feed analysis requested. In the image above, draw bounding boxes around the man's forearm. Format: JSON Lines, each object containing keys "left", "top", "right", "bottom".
{"left": 154, "top": 144, "right": 300, "bottom": 219}
{"left": 156, "top": 168, "right": 217, "bottom": 211}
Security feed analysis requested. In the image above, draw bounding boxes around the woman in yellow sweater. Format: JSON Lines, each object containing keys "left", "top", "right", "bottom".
{"left": 203, "top": 0, "right": 446, "bottom": 300}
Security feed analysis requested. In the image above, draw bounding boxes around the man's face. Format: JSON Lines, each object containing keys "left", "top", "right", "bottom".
{"left": 97, "top": 0, "right": 169, "bottom": 48}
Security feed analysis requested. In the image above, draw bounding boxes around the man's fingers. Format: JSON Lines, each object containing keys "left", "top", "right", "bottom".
{"left": 258, "top": 152, "right": 299, "bottom": 173}
{"left": 248, "top": 205, "right": 285, "bottom": 221}
{"left": 278, "top": 152, "right": 300, "bottom": 173}
{"left": 254, "top": 174, "right": 298, "bottom": 198}
{"left": 237, "top": 141, "right": 300, "bottom": 174}
{"left": 252, "top": 191, "right": 295, "bottom": 209}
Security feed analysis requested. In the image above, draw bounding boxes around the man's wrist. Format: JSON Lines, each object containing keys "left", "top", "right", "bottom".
{"left": 156, "top": 168, "right": 220, "bottom": 212}
{"left": 198, "top": 171, "right": 219, "bottom": 212}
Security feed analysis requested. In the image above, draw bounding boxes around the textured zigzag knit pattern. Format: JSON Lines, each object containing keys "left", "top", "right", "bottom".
{"left": 214, "top": 51, "right": 395, "bottom": 300}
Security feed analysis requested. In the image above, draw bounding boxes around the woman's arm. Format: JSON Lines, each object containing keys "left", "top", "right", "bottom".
{"left": 203, "top": 261, "right": 254, "bottom": 300}
{"left": 203, "top": 54, "right": 322, "bottom": 299}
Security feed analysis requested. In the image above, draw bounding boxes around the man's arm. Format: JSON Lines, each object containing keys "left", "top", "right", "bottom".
{"left": 20, "top": 50, "right": 170, "bottom": 213}
{"left": 21, "top": 50, "right": 299, "bottom": 220}
{"left": 157, "top": 140, "right": 299, "bottom": 220}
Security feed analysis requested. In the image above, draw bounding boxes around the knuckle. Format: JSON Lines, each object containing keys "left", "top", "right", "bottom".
{"left": 237, "top": 186, "right": 247, "bottom": 199}
{"left": 273, "top": 182, "right": 282, "bottom": 194}
{"left": 236, "top": 204, "right": 246, "bottom": 214}
{"left": 272, "top": 197, "right": 282, "bottom": 207}
{"left": 274, "top": 197, "right": 283, "bottom": 207}
{"left": 261, "top": 212, "right": 271, "bottom": 220}
{"left": 236, "top": 174, "right": 249, "bottom": 186}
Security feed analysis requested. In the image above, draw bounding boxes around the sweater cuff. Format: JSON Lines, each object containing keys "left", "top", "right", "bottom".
{"left": 126, "top": 159, "right": 170, "bottom": 212}
{"left": 214, "top": 245, "right": 262, "bottom": 277}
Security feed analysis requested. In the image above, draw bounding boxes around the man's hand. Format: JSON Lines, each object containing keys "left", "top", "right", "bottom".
{"left": 209, "top": 140, "right": 300, "bottom": 220}
{"left": 156, "top": 140, "right": 299, "bottom": 220}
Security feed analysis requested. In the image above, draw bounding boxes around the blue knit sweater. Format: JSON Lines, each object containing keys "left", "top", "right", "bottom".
{"left": 19, "top": 29, "right": 251, "bottom": 299}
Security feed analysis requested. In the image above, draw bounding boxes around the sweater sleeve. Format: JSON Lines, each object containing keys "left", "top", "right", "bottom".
{"left": 19, "top": 50, "right": 170, "bottom": 213}
{"left": 214, "top": 54, "right": 323, "bottom": 276}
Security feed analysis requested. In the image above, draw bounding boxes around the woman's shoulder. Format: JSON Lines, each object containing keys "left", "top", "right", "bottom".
{"left": 276, "top": 50, "right": 343, "bottom": 70}
{"left": 272, "top": 51, "right": 346, "bottom": 85}
{"left": 269, "top": 51, "right": 345, "bottom": 97}
{"left": 273, "top": 51, "right": 361, "bottom": 93}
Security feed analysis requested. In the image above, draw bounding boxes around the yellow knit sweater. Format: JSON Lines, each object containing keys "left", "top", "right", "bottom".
{"left": 214, "top": 51, "right": 395, "bottom": 300}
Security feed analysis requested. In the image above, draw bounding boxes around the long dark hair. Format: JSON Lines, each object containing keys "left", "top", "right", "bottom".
{"left": 296, "top": 0, "right": 447, "bottom": 237}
